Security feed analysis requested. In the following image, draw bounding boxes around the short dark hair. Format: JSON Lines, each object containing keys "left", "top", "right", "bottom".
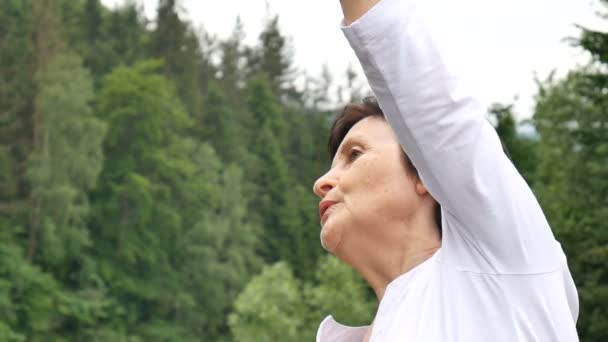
{"left": 328, "top": 96, "right": 442, "bottom": 234}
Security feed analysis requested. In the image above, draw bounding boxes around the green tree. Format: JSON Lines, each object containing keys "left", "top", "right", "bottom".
{"left": 90, "top": 60, "right": 193, "bottom": 339}
{"left": 83, "top": 0, "right": 102, "bottom": 44}
{"left": 248, "top": 15, "right": 296, "bottom": 99}
{"left": 91, "top": 59, "right": 261, "bottom": 340}
{"left": 104, "top": 3, "right": 148, "bottom": 69}
{"left": 26, "top": 52, "right": 119, "bottom": 341}
{"left": 533, "top": 5, "right": 608, "bottom": 336}
{"left": 27, "top": 52, "right": 107, "bottom": 268}
{"left": 305, "top": 255, "right": 376, "bottom": 329}
{"left": 218, "top": 17, "right": 248, "bottom": 95}
{"left": 0, "top": 0, "right": 36, "bottom": 223}
{"left": 245, "top": 75, "right": 297, "bottom": 264}
{"left": 542, "top": 6, "right": 608, "bottom": 340}
{"left": 1, "top": 2, "right": 117, "bottom": 339}
{"left": 230, "top": 256, "right": 375, "bottom": 341}
{"left": 202, "top": 83, "right": 246, "bottom": 163}
{"left": 0, "top": 222, "right": 61, "bottom": 341}
{"left": 148, "top": 0, "right": 205, "bottom": 119}
{"left": 183, "top": 162, "right": 261, "bottom": 339}
{"left": 534, "top": 69, "right": 608, "bottom": 341}
{"left": 489, "top": 103, "right": 539, "bottom": 185}
{"left": 204, "top": 18, "right": 252, "bottom": 164}
{"left": 578, "top": 3, "right": 608, "bottom": 65}
{"left": 74, "top": 0, "right": 148, "bottom": 84}
{"left": 229, "top": 262, "right": 308, "bottom": 342}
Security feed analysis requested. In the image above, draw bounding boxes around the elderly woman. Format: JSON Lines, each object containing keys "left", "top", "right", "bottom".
{"left": 313, "top": 0, "right": 579, "bottom": 341}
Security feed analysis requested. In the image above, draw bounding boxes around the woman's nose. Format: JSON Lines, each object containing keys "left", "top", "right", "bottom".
{"left": 313, "top": 171, "right": 337, "bottom": 198}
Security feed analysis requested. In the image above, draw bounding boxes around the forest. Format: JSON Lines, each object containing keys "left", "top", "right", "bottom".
{"left": 0, "top": 0, "right": 606, "bottom": 341}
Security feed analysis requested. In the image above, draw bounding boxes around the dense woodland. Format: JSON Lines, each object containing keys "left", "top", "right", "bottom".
{"left": 0, "top": 0, "right": 606, "bottom": 341}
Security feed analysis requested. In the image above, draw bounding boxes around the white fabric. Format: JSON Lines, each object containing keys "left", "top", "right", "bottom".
{"left": 317, "top": 316, "right": 368, "bottom": 341}
{"left": 316, "top": 0, "right": 579, "bottom": 341}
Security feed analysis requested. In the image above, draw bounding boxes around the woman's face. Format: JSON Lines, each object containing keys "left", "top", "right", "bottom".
{"left": 313, "top": 117, "right": 424, "bottom": 256}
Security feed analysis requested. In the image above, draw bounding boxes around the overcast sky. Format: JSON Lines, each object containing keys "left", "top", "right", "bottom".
{"left": 101, "top": 0, "right": 605, "bottom": 119}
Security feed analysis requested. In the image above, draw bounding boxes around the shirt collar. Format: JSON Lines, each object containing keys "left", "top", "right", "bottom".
{"left": 316, "top": 315, "right": 368, "bottom": 342}
{"left": 316, "top": 251, "right": 441, "bottom": 341}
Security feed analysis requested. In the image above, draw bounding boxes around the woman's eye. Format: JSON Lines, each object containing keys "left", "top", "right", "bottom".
{"left": 349, "top": 149, "right": 362, "bottom": 161}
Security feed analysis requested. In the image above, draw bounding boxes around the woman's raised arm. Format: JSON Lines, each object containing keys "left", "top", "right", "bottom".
{"left": 339, "top": 0, "right": 382, "bottom": 25}
{"left": 340, "top": 0, "right": 561, "bottom": 274}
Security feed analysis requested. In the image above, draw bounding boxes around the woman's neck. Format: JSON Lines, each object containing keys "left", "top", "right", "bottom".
{"left": 341, "top": 217, "right": 441, "bottom": 301}
{"left": 367, "top": 244, "right": 440, "bottom": 300}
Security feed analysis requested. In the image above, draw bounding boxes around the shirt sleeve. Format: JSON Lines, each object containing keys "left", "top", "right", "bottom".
{"left": 341, "top": 0, "right": 560, "bottom": 273}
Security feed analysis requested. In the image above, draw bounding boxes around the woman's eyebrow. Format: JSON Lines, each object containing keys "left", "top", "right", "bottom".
{"left": 332, "top": 136, "right": 367, "bottom": 167}
{"left": 338, "top": 138, "right": 359, "bottom": 156}
{"left": 340, "top": 134, "right": 367, "bottom": 152}
{"left": 331, "top": 139, "right": 354, "bottom": 167}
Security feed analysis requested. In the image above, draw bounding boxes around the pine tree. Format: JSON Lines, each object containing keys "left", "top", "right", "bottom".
{"left": 0, "top": 0, "right": 36, "bottom": 223}
{"left": 202, "top": 83, "right": 246, "bottom": 162}
{"left": 245, "top": 76, "right": 300, "bottom": 265}
{"left": 219, "top": 17, "right": 248, "bottom": 94}
{"left": 246, "top": 79, "right": 323, "bottom": 277}
{"left": 248, "top": 15, "right": 296, "bottom": 99}
{"left": 205, "top": 17, "right": 251, "bottom": 162}
{"left": 75, "top": 0, "right": 148, "bottom": 84}
{"left": 148, "top": 0, "right": 205, "bottom": 119}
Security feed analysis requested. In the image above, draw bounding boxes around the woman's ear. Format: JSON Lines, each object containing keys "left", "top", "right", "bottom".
{"left": 415, "top": 178, "right": 429, "bottom": 196}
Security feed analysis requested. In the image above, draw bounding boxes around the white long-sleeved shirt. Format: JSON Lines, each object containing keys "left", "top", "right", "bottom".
{"left": 316, "top": 0, "right": 579, "bottom": 341}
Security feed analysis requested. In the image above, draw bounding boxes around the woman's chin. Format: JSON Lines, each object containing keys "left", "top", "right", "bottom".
{"left": 320, "top": 221, "right": 342, "bottom": 253}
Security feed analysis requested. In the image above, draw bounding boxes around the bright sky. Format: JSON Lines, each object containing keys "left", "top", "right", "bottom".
{"left": 101, "top": 0, "right": 605, "bottom": 119}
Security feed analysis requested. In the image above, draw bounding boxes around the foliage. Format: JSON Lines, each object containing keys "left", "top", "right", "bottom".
{"left": 27, "top": 52, "right": 107, "bottom": 266}
{"left": 531, "top": 5, "right": 608, "bottom": 340}
{"left": 489, "top": 103, "right": 539, "bottom": 185}
{"left": 229, "top": 262, "right": 306, "bottom": 342}
{"left": 534, "top": 69, "right": 608, "bottom": 341}
{"left": 229, "top": 256, "right": 375, "bottom": 342}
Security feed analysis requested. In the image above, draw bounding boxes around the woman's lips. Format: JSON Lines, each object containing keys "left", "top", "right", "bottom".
{"left": 319, "top": 200, "right": 338, "bottom": 223}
